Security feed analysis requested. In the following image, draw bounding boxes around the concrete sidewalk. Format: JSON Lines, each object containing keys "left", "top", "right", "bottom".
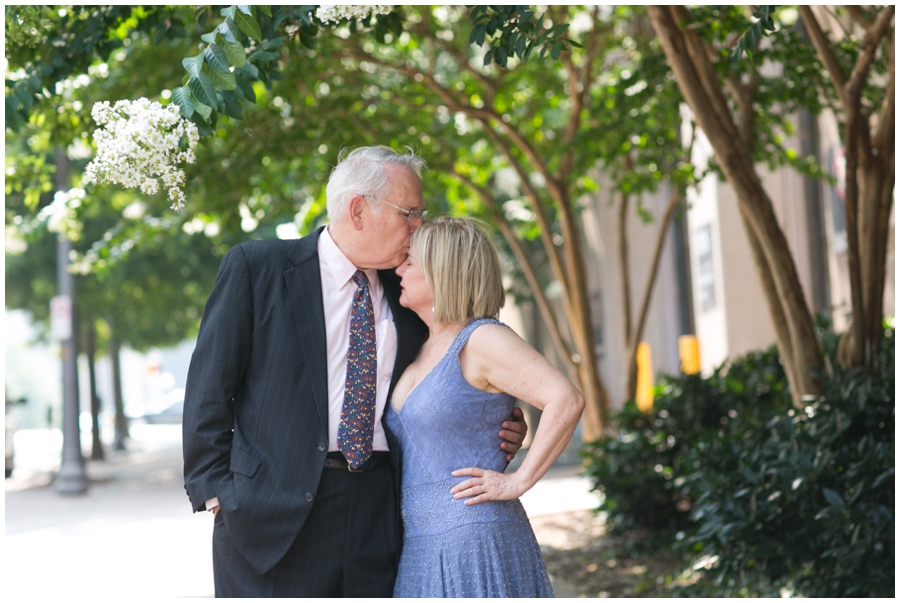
{"left": 5, "top": 425, "right": 598, "bottom": 599}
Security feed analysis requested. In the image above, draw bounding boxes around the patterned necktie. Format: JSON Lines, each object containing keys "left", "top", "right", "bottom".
{"left": 338, "top": 270, "right": 378, "bottom": 469}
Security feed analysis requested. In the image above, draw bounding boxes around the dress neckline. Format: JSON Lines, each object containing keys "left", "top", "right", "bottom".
{"left": 390, "top": 318, "right": 493, "bottom": 414}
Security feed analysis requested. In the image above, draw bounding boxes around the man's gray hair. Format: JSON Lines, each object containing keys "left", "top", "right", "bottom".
{"left": 326, "top": 146, "right": 427, "bottom": 221}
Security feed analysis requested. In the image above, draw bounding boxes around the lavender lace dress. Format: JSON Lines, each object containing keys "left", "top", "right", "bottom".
{"left": 386, "top": 318, "right": 553, "bottom": 598}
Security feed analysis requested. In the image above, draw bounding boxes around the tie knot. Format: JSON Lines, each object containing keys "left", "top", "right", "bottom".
{"left": 352, "top": 270, "right": 369, "bottom": 289}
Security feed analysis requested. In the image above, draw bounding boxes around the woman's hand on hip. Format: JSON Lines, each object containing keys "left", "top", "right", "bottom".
{"left": 450, "top": 467, "right": 526, "bottom": 505}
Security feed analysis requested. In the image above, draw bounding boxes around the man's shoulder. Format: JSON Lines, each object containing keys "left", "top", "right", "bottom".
{"left": 229, "top": 229, "right": 322, "bottom": 262}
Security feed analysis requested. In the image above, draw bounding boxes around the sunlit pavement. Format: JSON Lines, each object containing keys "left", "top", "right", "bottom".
{"left": 5, "top": 424, "right": 598, "bottom": 599}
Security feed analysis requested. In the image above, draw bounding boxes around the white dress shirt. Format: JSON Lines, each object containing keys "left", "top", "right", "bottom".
{"left": 318, "top": 226, "right": 396, "bottom": 452}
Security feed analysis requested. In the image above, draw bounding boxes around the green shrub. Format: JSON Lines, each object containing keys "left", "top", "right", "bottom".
{"left": 582, "top": 321, "right": 894, "bottom": 597}
{"left": 685, "top": 324, "right": 895, "bottom": 597}
{"left": 582, "top": 346, "right": 789, "bottom": 535}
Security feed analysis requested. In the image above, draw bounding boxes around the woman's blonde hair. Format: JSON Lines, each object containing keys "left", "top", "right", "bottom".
{"left": 410, "top": 217, "right": 505, "bottom": 323}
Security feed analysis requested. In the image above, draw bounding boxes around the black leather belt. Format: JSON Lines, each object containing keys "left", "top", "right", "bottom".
{"left": 324, "top": 451, "right": 391, "bottom": 472}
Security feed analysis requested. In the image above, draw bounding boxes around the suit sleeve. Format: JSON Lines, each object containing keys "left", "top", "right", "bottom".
{"left": 182, "top": 245, "right": 254, "bottom": 513}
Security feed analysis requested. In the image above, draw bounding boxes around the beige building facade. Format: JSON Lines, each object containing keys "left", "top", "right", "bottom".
{"left": 566, "top": 108, "right": 895, "bottom": 409}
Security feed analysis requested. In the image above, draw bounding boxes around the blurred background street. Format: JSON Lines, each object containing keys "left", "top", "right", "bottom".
{"left": 5, "top": 421, "right": 598, "bottom": 599}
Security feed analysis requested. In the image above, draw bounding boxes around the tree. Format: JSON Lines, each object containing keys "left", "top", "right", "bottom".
{"left": 6, "top": 184, "right": 228, "bottom": 446}
{"left": 796, "top": 6, "right": 895, "bottom": 373}
{"left": 9, "top": 6, "right": 731, "bottom": 437}
{"left": 647, "top": 5, "right": 894, "bottom": 409}
{"left": 6, "top": 7, "right": 229, "bottom": 447}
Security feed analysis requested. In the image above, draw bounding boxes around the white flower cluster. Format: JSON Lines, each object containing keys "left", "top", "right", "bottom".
{"left": 315, "top": 5, "right": 393, "bottom": 24}
{"left": 84, "top": 98, "right": 199, "bottom": 211}
{"left": 38, "top": 187, "right": 86, "bottom": 239}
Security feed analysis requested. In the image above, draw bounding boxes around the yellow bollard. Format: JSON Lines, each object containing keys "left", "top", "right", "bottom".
{"left": 678, "top": 335, "right": 701, "bottom": 374}
{"left": 635, "top": 342, "right": 654, "bottom": 413}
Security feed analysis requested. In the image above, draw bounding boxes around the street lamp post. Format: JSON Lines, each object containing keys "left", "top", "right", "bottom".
{"left": 52, "top": 148, "right": 87, "bottom": 495}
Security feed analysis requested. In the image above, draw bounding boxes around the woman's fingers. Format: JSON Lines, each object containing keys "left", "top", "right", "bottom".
{"left": 450, "top": 467, "right": 492, "bottom": 502}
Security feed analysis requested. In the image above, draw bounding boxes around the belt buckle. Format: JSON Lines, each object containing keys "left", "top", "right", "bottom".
{"left": 347, "top": 464, "right": 363, "bottom": 473}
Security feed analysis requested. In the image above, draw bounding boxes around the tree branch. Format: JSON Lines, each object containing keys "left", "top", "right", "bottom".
{"left": 873, "top": 38, "right": 895, "bottom": 153}
{"left": 799, "top": 6, "right": 849, "bottom": 105}
{"left": 846, "top": 5, "right": 874, "bottom": 29}
{"left": 845, "top": 5, "right": 895, "bottom": 104}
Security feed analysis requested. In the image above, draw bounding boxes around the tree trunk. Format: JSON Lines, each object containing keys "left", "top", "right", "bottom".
{"left": 108, "top": 331, "right": 129, "bottom": 450}
{"left": 798, "top": 5, "right": 895, "bottom": 373}
{"left": 648, "top": 6, "right": 824, "bottom": 409}
{"left": 618, "top": 189, "right": 633, "bottom": 349}
{"left": 624, "top": 190, "right": 683, "bottom": 401}
{"left": 86, "top": 323, "right": 104, "bottom": 460}
{"left": 452, "top": 171, "right": 608, "bottom": 439}
{"left": 556, "top": 187, "right": 611, "bottom": 441}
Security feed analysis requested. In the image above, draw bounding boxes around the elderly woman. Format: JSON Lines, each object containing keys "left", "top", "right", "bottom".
{"left": 386, "top": 217, "right": 585, "bottom": 598}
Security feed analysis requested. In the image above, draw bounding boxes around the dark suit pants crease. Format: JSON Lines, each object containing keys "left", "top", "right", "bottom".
{"left": 212, "top": 463, "right": 399, "bottom": 598}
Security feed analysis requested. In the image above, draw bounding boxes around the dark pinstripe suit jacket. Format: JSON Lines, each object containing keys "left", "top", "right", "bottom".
{"left": 182, "top": 226, "right": 426, "bottom": 575}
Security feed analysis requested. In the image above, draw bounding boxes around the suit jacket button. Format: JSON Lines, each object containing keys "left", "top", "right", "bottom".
{"left": 317, "top": 442, "right": 326, "bottom": 452}
{"left": 305, "top": 492, "right": 314, "bottom": 502}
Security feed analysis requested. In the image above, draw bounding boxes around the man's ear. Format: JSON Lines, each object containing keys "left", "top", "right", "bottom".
{"left": 348, "top": 194, "right": 366, "bottom": 230}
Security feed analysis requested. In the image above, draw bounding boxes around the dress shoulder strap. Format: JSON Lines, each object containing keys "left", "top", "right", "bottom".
{"left": 448, "top": 317, "right": 505, "bottom": 356}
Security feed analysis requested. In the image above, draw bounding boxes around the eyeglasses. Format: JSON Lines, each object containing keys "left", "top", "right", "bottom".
{"left": 364, "top": 195, "right": 428, "bottom": 223}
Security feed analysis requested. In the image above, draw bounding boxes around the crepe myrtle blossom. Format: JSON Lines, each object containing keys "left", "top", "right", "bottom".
{"left": 38, "top": 187, "right": 86, "bottom": 239}
{"left": 315, "top": 5, "right": 393, "bottom": 24}
{"left": 84, "top": 98, "right": 199, "bottom": 211}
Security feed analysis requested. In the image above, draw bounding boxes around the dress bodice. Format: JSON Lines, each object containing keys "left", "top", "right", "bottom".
{"left": 385, "top": 318, "right": 526, "bottom": 538}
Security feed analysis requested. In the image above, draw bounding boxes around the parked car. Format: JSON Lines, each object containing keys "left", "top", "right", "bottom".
{"left": 6, "top": 397, "right": 26, "bottom": 478}
{"left": 141, "top": 398, "right": 183, "bottom": 424}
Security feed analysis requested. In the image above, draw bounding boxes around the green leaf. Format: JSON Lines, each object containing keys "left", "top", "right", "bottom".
{"left": 471, "top": 24, "right": 485, "bottom": 46}
{"left": 6, "top": 96, "right": 24, "bottom": 132}
{"left": 234, "top": 10, "right": 262, "bottom": 41}
{"left": 220, "top": 89, "right": 243, "bottom": 120}
{"left": 201, "top": 31, "right": 217, "bottom": 44}
{"left": 204, "top": 43, "right": 231, "bottom": 72}
{"left": 495, "top": 46, "right": 508, "bottom": 67}
{"left": 259, "top": 5, "right": 272, "bottom": 17}
{"left": 483, "top": 48, "right": 494, "bottom": 67}
{"left": 188, "top": 71, "right": 218, "bottom": 107}
{"left": 551, "top": 39, "right": 562, "bottom": 60}
{"left": 235, "top": 75, "right": 256, "bottom": 103}
{"left": 201, "top": 63, "right": 237, "bottom": 90}
{"left": 223, "top": 40, "right": 246, "bottom": 67}
{"left": 237, "top": 61, "right": 259, "bottom": 79}
{"left": 262, "top": 36, "right": 286, "bottom": 50}
{"left": 250, "top": 49, "right": 281, "bottom": 63}
{"left": 822, "top": 487, "right": 845, "bottom": 507}
{"left": 218, "top": 18, "right": 240, "bottom": 43}
{"left": 182, "top": 54, "right": 204, "bottom": 78}
{"left": 14, "top": 85, "right": 33, "bottom": 111}
{"left": 871, "top": 468, "right": 894, "bottom": 488}
{"left": 220, "top": 6, "right": 236, "bottom": 19}
{"left": 193, "top": 98, "right": 213, "bottom": 121}
{"left": 171, "top": 86, "right": 194, "bottom": 119}
{"left": 299, "top": 29, "right": 315, "bottom": 49}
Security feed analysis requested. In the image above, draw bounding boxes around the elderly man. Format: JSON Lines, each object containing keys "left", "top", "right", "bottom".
{"left": 183, "top": 146, "right": 526, "bottom": 597}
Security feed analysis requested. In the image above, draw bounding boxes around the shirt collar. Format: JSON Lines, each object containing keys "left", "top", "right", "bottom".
{"left": 319, "top": 225, "right": 378, "bottom": 292}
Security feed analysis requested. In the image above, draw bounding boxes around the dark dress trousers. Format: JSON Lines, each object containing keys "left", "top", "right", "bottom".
{"left": 182, "top": 227, "right": 426, "bottom": 594}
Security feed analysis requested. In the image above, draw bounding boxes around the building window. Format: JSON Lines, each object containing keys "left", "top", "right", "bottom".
{"left": 696, "top": 224, "right": 717, "bottom": 312}
{"left": 827, "top": 144, "right": 848, "bottom": 254}
{"left": 590, "top": 289, "right": 604, "bottom": 360}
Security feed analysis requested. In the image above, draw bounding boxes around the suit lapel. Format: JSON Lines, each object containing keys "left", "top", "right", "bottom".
{"left": 284, "top": 227, "right": 328, "bottom": 426}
